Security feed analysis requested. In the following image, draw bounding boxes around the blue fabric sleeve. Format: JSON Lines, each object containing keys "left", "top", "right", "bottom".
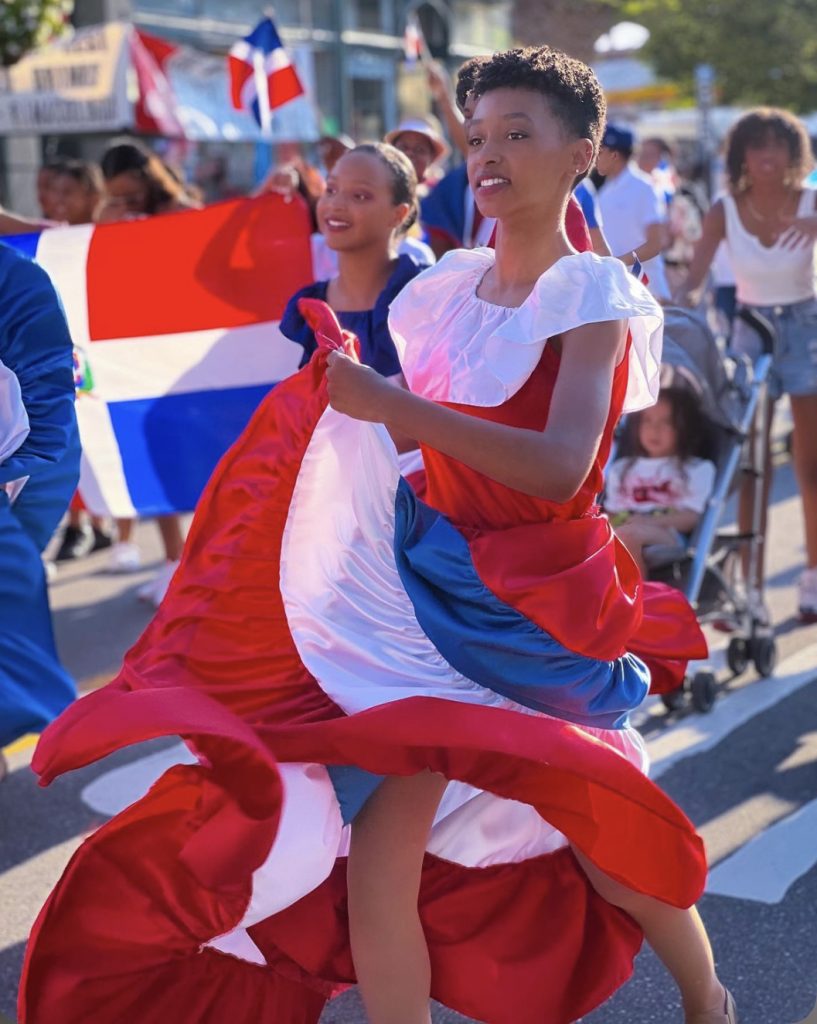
{"left": 574, "top": 182, "right": 600, "bottom": 231}
{"left": 279, "top": 280, "right": 328, "bottom": 369}
{"left": 419, "top": 164, "right": 468, "bottom": 246}
{"left": 0, "top": 246, "right": 80, "bottom": 549}
{"left": 367, "top": 254, "right": 425, "bottom": 377}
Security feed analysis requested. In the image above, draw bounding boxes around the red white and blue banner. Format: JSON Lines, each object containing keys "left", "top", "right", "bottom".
{"left": 2, "top": 195, "right": 314, "bottom": 518}
{"left": 228, "top": 16, "right": 305, "bottom": 131}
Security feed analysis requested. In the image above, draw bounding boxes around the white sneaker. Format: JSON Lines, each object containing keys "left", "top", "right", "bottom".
{"left": 107, "top": 541, "right": 142, "bottom": 573}
{"left": 137, "top": 560, "right": 179, "bottom": 608}
{"left": 798, "top": 566, "right": 817, "bottom": 623}
{"left": 42, "top": 558, "right": 58, "bottom": 583}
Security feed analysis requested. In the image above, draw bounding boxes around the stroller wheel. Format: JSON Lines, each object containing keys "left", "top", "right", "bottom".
{"left": 661, "top": 685, "right": 686, "bottom": 712}
{"left": 726, "top": 637, "right": 750, "bottom": 676}
{"left": 691, "top": 670, "right": 718, "bottom": 713}
{"left": 750, "top": 635, "right": 777, "bottom": 677}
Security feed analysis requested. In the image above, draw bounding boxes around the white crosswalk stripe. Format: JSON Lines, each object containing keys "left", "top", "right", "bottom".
{"left": 707, "top": 797, "right": 817, "bottom": 904}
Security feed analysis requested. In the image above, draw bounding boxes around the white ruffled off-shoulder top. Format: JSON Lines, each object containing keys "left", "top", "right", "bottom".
{"left": 388, "top": 248, "right": 664, "bottom": 413}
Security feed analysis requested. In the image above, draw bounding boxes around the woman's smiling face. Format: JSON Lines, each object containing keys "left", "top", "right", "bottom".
{"left": 466, "top": 87, "right": 592, "bottom": 220}
{"left": 317, "top": 151, "right": 408, "bottom": 252}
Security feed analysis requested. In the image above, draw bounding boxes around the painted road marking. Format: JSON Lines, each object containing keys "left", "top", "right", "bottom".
{"left": 1, "top": 735, "right": 37, "bottom": 758}
{"left": 648, "top": 642, "right": 817, "bottom": 780}
{"left": 80, "top": 742, "right": 194, "bottom": 817}
{"left": 707, "top": 797, "right": 817, "bottom": 904}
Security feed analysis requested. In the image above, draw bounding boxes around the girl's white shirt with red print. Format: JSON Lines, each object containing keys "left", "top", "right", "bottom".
{"left": 605, "top": 456, "right": 716, "bottom": 515}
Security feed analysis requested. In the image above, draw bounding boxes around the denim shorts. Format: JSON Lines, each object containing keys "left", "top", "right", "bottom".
{"left": 732, "top": 296, "right": 817, "bottom": 400}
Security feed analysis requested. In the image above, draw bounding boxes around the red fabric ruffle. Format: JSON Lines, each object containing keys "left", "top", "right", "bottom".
{"left": 23, "top": 684, "right": 705, "bottom": 1024}
{"left": 22, "top": 314, "right": 707, "bottom": 1023}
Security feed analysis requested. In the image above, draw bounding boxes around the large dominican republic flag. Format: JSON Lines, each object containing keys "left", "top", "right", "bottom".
{"left": 2, "top": 195, "right": 313, "bottom": 518}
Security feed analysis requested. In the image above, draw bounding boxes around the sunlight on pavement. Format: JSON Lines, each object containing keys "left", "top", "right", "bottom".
{"left": 0, "top": 837, "right": 82, "bottom": 953}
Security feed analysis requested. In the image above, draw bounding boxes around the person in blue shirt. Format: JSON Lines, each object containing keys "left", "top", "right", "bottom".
{"left": 0, "top": 242, "right": 80, "bottom": 777}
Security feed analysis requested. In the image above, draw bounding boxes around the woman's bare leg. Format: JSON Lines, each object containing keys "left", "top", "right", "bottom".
{"left": 156, "top": 514, "right": 185, "bottom": 562}
{"left": 116, "top": 517, "right": 134, "bottom": 543}
{"left": 573, "top": 849, "right": 727, "bottom": 1021}
{"left": 347, "top": 770, "right": 447, "bottom": 1024}
{"left": 615, "top": 520, "right": 682, "bottom": 577}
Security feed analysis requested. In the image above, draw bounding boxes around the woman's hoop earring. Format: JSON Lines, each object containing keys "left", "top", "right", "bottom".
{"left": 737, "top": 165, "right": 751, "bottom": 192}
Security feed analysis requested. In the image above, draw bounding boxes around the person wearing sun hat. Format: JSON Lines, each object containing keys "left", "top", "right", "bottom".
{"left": 596, "top": 122, "right": 671, "bottom": 301}
{"left": 385, "top": 115, "right": 450, "bottom": 186}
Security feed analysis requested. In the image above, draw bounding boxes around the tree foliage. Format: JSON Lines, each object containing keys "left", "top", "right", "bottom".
{"left": 620, "top": 0, "right": 817, "bottom": 112}
{"left": 516, "top": 0, "right": 817, "bottom": 111}
{"left": 0, "top": 0, "right": 74, "bottom": 67}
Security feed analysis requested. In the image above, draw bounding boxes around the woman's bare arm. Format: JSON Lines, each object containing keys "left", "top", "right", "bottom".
{"left": 326, "top": 318, "right": 627, "bottom": 503}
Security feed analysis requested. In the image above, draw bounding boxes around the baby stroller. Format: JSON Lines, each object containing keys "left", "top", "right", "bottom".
{"left": 617, "top": 306, "right": 777, "bottom": 713}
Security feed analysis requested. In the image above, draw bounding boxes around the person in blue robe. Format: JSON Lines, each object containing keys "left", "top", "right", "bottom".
{"left": 0, "top": 241, "right": 80, "bottom": 764}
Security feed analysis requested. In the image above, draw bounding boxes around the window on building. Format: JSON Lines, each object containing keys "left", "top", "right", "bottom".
{"left": 131, "top": 0, "right": 198, "bottom": 13}
{"left": 195, "top": 0, "right": 305, "bottom": 26}
{"left": 348, "top": 0, "right": 386, "bottom": 32}
{"left": 350, "top": 77, "right": 386, "bottom": 140}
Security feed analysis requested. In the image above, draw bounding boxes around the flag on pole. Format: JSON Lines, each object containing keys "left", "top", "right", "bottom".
{"left": 2, "top": 195, "right": 314, "bottom": 519}
{"left": 630, "top": 255, "right": 650, "bottom": 288}
{"left": 403, "top": 11, "right": 424, "bottom": 64}
{"left": 228, "top": 16, "right": 305, "bottom": 131}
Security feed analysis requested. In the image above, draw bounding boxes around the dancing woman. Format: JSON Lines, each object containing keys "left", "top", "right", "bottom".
{"left": 21, "top": 47, "right": 731, "bottom": 1024}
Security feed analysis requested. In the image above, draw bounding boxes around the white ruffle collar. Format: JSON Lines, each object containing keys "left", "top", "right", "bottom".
{"left": 388, "top": 248, "right": 663, "bottom": 411}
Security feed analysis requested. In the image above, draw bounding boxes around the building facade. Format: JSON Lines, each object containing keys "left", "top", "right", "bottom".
{"left": 125, "top": 0, "right": 510, "bottom": 140}
{"left": 1, "top": 0, "right": 510, "bottom": 214}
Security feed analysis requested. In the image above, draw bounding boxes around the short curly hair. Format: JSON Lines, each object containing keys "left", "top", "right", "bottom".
{"left": 458, "top": 46, "right": 606, "bottom": 162}
{"left": 455, "top": 55, "right": 488, "bottom": 114}
{"left": 726, "top": 107, "right": 814, "bottom": 193}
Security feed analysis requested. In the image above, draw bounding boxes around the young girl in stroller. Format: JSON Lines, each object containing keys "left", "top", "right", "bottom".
{"left": 606, "top": 387, "right": 716, "bottom": 575}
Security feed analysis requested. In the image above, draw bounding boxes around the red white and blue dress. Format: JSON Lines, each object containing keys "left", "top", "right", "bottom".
{"left": 21, "top": 250, "right": 707, "bottom": 1024}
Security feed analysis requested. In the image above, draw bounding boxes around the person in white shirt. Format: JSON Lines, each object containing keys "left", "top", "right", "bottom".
{"left": 596, "top": 124, "right": 671, "bottom": 301}
{"left": 605, "top": 388, "right": 716, "bottom": 574}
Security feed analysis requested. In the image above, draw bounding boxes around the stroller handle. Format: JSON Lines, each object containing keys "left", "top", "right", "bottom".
{"left": 735, "top": 307, "right": 776, "bottom": 355}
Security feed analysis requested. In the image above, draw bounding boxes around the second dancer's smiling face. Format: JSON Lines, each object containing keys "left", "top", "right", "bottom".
{"left": 466, "top": 87, "right": 592, "bottom": 221}
{"left": 317, "top": 151, "right": 409, "bottom": 252}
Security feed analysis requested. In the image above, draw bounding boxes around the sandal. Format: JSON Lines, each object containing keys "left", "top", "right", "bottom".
{"left": 687, "top": 988, "right": 738, "bottom": 1024}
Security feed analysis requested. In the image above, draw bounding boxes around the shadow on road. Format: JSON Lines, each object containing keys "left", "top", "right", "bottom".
{"left": 0, "top": 941, "right": 22, "bottom": 1020}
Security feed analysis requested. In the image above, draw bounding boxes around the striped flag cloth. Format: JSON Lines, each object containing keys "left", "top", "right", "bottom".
{"left": 2, "top": 195, "right": 313, "bottom": 518}
{"left": 228, "top": 16, "right": 305, "bottom": 127}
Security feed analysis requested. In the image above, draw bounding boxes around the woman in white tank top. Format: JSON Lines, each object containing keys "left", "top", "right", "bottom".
{"left": 680, "top": 107, "right": 817, "bottom": 623}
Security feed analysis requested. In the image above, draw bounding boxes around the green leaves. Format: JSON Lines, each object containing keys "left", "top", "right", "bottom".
{"left": 537, "top": 0, "right": 817, "bottom": 111}
{"left": 0, "top": 0, "right": 74, "bottom": 67}
{"left": 624, "top": 0, "right": 817, "bottom": 111}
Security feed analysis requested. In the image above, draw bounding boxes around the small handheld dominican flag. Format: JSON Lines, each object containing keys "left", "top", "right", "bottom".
{"left": 630, "top": 252, "right": 650, "bottom": 288}
{"left": 403, "top": 12, "right": 424, "bottom": 64}
{"left": 229, "top": 16, "right": 305, "bottom": 131}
